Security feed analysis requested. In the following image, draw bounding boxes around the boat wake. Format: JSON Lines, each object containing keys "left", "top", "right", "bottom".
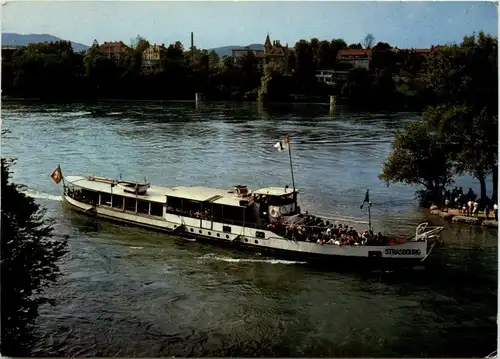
{"left": 198, "top": 253, "right": 307, "bottom": 265}
{"left": 21, "top": 189, "right": 63, "bottom": 202}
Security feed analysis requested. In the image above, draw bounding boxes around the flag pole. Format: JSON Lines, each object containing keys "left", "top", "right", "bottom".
{"left": 361, "top": 189, "right": 372, "bottom": 233}
{"left": 368, "top": 201, "right": 372, "bottom": 233}
{"left": 286, "top": 136, "right": 297, "bottom": 207}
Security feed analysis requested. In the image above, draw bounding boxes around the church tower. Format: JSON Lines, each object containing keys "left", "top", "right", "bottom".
{"left": 264, "top": 33, "right": 272, "bottom": 51}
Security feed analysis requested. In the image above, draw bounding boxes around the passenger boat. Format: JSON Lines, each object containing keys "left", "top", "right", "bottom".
{"left": 51, "top": 167, "right": 444, "bottom": 266}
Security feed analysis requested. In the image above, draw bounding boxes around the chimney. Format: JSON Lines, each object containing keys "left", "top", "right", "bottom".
{"left": 191, "top": 32, "right": 194, "bottom": 51}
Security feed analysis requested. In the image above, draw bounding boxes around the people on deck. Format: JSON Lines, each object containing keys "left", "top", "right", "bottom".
{"left": 277, "top": 215, "right": 397, "bottom": 247}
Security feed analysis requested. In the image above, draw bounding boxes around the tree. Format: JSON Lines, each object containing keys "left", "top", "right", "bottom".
{"left": 341, "top": 68, "right": 372, "bottom": 104}
{"left": 362, "top": 33, "right": 375, "bottom": 49}
{"left": 420, "top": 32, "right": 498, "bottom": 203}
{"left": 347, "top": 43, "right": 363, "bottom": 49}
{"left": 329, "top": 38, "right": 347, "bottom": 68}
{"left": 294, "top": 40, "right": 316, "bottom": 91}
{"left": 1, "top": 158, "right": 68, "bottom": 356}
{"left": 258, "top": 63, "right": 289, "bottom": 102}
{"left": 379, "top": 122, "right": 454, "bottom": 204}
{"left": 318, "top": 40, "right": 331, "bottom": 69}
{"left": 373, "top": 42, "right": 392, "bottom": 51}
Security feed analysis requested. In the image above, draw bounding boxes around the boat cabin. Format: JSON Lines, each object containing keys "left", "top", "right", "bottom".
{"left": 252, "top": 186, "right": 299, "bottom": 221}
{"left": 64, "top": 175, "right": 301, "bottom": 230}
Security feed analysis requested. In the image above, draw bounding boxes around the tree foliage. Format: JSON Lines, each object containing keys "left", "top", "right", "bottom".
{"left": 379, "top": 122, "right": 454, "bottom": 201}
{"left": 1, "top": 158, "right": 68, "bottom": 356}
{"left": 380, "top": 32, "right": 498, "bottom": 204}
{"left": 0, "top": 34, "right": 480, "bottom": 110}
{"left": 421, "top": 32, "right": 498, "bottom": 203}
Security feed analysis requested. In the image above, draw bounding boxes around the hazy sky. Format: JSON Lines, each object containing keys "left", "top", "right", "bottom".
{"left": 2, "top": 1, "right": 498, "bottom": 49}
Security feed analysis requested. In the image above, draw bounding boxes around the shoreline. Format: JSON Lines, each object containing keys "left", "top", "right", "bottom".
{"left": 0, "top": 96, "right": 422, "bottom": 111}
{"left": 428, "top": 206, "right": 498, "bottom": 228}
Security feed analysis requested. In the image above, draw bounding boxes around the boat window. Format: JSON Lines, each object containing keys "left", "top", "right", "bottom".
{"left": 222, "top": 206, "right": 244, "bottom": 224}
{"left": 212, "top": 204, "right": 223, "bottom": 220}
{"left": 100, "top": 192, "right": 111, "bottom": 206}
{"left": 223, "top": 225, "right": 231, "bottom": 233}
{"left": 112, "top": 195, "right": 124, "bottom": 209}
{"left": 256, "top": 231, "right": 265, "bottom": 239}
{"left": 81, "top": 189, "right": 99, "bottom": 205}
{"left": 124, "top": 197, "right": 136, "bottom": 212}
{"left": 245, "top": 206, "right": 258, "bottom": 224}
{"left": 183, "top": 200, "right": 201, "bottom": 214}
{"left": 268, "top": 194, "right": 295, "bottom": 206}
{"left": 150, "top": 203, "right": 163, "bottom": 217}
{"left": 167, "top": 196, "right": 182, "bottom": 210}
{"left": 137, "top": 200, "right": 150, "bottom": 215}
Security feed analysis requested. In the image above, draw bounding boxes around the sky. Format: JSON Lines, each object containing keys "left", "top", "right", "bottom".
{"left": 2, "top": 1, "right": 498, "bottom": 49}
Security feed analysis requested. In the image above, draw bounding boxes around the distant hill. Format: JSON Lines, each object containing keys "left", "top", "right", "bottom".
{"left": 2, "top": 33, "right": 89, "bottom": 52}
{"left": 210, "top": 43, "right": 264, "bottom": 58}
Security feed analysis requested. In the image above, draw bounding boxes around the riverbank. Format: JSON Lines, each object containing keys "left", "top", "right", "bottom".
{"left": 0, "top": 94, "right": 425, "bottom": 111}
{"left": 429, "top": 206, "right": 498, "bottom": 228}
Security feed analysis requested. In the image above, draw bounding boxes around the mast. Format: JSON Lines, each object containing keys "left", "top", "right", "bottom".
{"left": 286, "top": 135, "right": 297, "bottom": 209}
{"left": 368, "top": 200, "right": 372, "bottom": 233}
{"left": 360, "top": 189, "right": 372, "bottom": 232}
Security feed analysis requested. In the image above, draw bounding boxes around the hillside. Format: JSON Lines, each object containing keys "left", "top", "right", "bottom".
{"left": 210, "top": 43, "right": 264, "bottom": 58}
{"left": 2, "top": 33, "right": 89, "bottom": 52}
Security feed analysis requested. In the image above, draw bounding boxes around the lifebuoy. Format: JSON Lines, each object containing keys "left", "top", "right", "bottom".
{"left": 270, "top": 207, "right": 280, "bottom": 218}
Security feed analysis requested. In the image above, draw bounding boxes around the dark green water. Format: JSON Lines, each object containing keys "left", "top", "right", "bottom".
{"left": 2, "top": 101, "right": 497, "bottom": 357}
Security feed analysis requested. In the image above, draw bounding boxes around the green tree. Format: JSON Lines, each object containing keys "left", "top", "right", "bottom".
{"left": 372, "top": 42, "right": 396, "bottom": 70}
{"left": 258, "top": 63, "right": 289, "bottom": 102}
{"left": 421, "top": 32, "right": 498, "bottom": 203}
{"left": 341, "top": 68, "right": 372, "bottom": 103}
{"left": 317, "top": 40, "right": 332, "bottom": 69}
{"left": 379, "top": 123, "right": 454, "bottom": 204}
{"left": 372, "top": 67, "right": 397, "bottom": 103}
{"left": 329, "top": 38, "right": 347, "bottom": 69}
{"left": 294, "top": 40, "right": 316, "bottom": 91}
{"left": 347, "top": 43, "right": 363, "bottom": 49}
{"left": 11, "top": 41, "right": 77, "bottom": 98}
{"left": 236, "top": 51, "right": 261, "bottom": 93}
{"left": 1, "top": 158, "right": 68, "bottom": 356}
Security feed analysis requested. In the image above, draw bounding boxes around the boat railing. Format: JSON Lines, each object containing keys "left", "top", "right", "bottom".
{"left": 414, "top": 222, "right": 444, "bottom": 242}
{"left": 87, "top": 175, "right": 117, "bottom": 184}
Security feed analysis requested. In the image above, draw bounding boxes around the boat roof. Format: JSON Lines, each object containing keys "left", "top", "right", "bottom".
{"left": 64, "top": 175, "right": 251, "bottom": 207}
{"left": 252, "top": 187, "right": 298, "bottom": 196}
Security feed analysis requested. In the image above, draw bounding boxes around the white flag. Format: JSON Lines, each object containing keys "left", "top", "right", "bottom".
{"left": 274, "top": 141, "right": 285, "bottom": 152}
{"left": 274, "top": 136, "right": 290, "bottom": 152}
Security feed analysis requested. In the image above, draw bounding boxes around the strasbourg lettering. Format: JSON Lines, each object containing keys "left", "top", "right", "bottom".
{"left": 384, "top": 248, "right": 421, "bottom": 256}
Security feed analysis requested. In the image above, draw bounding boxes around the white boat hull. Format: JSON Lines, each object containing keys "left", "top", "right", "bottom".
{"left": 64, "top": 195, "right": 431, "bottom": 263}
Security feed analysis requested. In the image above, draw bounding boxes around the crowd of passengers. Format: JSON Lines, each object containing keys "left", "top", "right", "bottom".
{"left": 268, "top": 219, "right": 392, "bottom": 246}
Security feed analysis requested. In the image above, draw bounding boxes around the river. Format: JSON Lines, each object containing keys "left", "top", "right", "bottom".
{"left": 2, "top": 101, "right": 497, "bottom": 357}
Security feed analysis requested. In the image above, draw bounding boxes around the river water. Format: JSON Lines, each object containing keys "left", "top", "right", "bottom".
{"left": 2, "top": 101, "right": 497, "bottom": 357}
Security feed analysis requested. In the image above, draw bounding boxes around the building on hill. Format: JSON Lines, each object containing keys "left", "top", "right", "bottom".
{"left": 337, "top": 49, "right": 372, "bottom": 70}
{"left": 93, "top": 40, "right": 129, "bottom": 60}
{"left": 263, "top": 34, "right": 292, "bottom": 73}
{"left": 231, "top": 47, "right": 265, "bottom": 71}
{"left": 142, "top": 44, "right": 163, "bottom": 72}
{"left": 231, "top": 34, "right": 293, "bottom": 73}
